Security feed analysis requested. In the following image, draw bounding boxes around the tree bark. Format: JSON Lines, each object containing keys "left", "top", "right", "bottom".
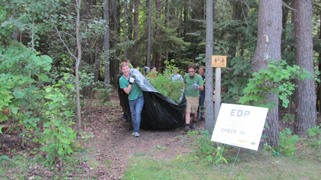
{"left": 146, "top": 0, "right": 152, "bottom": 67}
{"left": 294, "top": 0, "right": 316, "bottom": 135}
{"left": 123, "top": 1, "right": 128, "bottom": 59}
{"left": 154, "top": 0, "right": 162, "bottom": 70}
{"left": 127, "top": 0, "right": 133, "bottom": 41}
{"left": 317, "top": 10, "right": 321, "bottom": 112}
{"left": 75, "top": 0, "right": 82, "bottom": 132}
{"left": 228, "top": 0, "right": 243, "bottom": 59}
{"left": 133, "top": 0, "right": 140, "bottom": 41}
{"left": 252, "top": 0, "right": 282, "bottom": 146}
{"left": 103, "top": 0, "right": 110, "bottom": 84}
{"left": 205, "top": 0, "right": 214, "bottom": 133}
{"left": 110, "top": 0, "right": 120, "bottom": 86}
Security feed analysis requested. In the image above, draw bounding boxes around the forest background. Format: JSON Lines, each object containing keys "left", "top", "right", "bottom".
{"left": 1, "top": 0, "right": 321, "bottom": 178}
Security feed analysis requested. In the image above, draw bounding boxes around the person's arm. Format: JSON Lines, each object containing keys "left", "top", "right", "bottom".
{"left": 123, "top": 84, "right": 132, "bottom": 94}
{"left": 199, "top": 75, "right": 204, "bottom": 91}
{"left": 122, "top": 76, "right": 135, "bottom": 94}
{"left": 199, "top": 85, "right": 204, "bottom": 91}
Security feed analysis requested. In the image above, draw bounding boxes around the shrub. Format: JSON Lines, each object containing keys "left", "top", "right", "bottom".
{"left": 239, "top": 60, "right": 311, "bottom": 109}
{"left": 188, "top": 130, "right": 228, "bottom": 165}
{"left": 307, "top": 126, "right": 321, "bottom": 148}
{"left": 277, "top": 128, "right": 299, "bottom": 157}
{"left": 148, "top": 60, "right": 184, "bottom": 104}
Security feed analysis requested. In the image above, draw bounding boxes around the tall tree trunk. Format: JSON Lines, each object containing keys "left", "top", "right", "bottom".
{"left": 317, "top": 10, "right": 321, "bottom": 112}
{"left": 164, "top": 0, "right": 169, "bottom": 60}
{"left": 110, "top": 0, "right": 120, "bottom": 86}
{"left": 183, "top": 0, "right": 189, "bottom": 36}
{"left": 123, "top": 1, "right": 128, "bottom": 59}
{"left": 154, "top": 0, "right": 162, "bottom": 70}
{"left": 281, "top": 0, "right": 291, "bottom": 44}
{"left": 127, "top": 0, "right": 133, "bottom": 41}
{"left": 252, "top": 0, "right": 282, "bottom": 146}
{"left": 205, "top": 0, "right": 214, "bottom": 133}
{"left": 133, "top": 0, "right": 140, "bottom": 41}
{"left": 294, "top": 0, "right": 316, "bottom": 135}
{"left": 147, "top": 0, "right": 152, "bottom": 67}
{"left": 228, "top": 0, "right": 243, "bottom": 59}
{"left": 103, "top": 0, "right": 110, "bottom": 84}
{"left": 75, "top": 0, "right": 82, "bottom": 132}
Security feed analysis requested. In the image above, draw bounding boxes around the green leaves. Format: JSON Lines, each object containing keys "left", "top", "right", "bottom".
{"left": 148, "top": 60, "right": 185, "bottom": 104}
{"left": 239, "top": 60, "right": 311, "bottom": 109}
{"left": 41, "top": 84, "right": 76, "bottom": 164}
{"left": 277, "top": 128, "right": 299, "bottom": 157}
{"left": 0, "top": 41, "right": 76, "bottom": 165}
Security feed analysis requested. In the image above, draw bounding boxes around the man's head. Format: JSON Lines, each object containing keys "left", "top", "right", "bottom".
{"left": 198, "top": 66, "right": 205, "bottom": 76}
{"left": 121, "top": 62, "right": 130, "bottom": 77}
{"left": 188, "top": 64, "right": 197, "bottom": 78}
{"left": 123, "top": 59, "right": 133, "bottom": 68}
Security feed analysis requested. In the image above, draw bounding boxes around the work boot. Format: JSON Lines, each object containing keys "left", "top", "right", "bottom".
{"left": 184, "top": 124, "right": 191, "bottom": 132}
{"left": 190, "top": 122, "right": 196, "bottom": 129}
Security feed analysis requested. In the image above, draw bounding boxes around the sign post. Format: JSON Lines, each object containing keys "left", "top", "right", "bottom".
{"left": 211, "top": 103, "right": 268, "bottom": 166}
{"left": 211, "top": 55, "right": 227, "bottom": 122}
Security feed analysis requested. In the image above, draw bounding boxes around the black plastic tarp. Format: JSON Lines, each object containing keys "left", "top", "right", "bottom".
{"left": 118, "top": 69, "right": 186, "bottom": 130}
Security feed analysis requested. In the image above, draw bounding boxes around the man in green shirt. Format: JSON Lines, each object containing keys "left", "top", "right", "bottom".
{"left": 119, "top": 62, "right": 144, "bottom": 137}
{"left": 183, "top": 64, "right": 204, "bottom": 131}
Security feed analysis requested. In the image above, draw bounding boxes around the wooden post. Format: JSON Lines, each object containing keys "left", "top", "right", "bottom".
{"left": 211, "top": 55, "right": 226, "bottom": 124}
{"left": 214, "top": 67, "right": 221, "bottom": 122}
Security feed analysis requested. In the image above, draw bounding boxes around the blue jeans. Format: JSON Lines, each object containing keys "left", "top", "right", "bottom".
{"left": 129, "top": 95, "right": 144, "bottom": 133}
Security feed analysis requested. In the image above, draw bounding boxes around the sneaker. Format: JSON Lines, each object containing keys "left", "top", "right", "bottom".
{"left": 184, "top": 125, "right": 191, "bottom": 132}
{"left": 131, "top": 132, "right": 140, "bottom": 137}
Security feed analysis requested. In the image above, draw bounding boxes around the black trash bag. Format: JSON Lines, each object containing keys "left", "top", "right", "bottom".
{"left": 118, "top": 69, "right": 186, "bottom": 130}
{"left": 141, "top": 91, "right": 186, "bottom": 130}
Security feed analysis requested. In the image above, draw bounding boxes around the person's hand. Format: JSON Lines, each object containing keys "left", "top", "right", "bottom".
{"left": 192, "top": 83, "right": 200, "bottom": 90}
{"left": 128, "top": 77, "right": 135, "bottom": 84}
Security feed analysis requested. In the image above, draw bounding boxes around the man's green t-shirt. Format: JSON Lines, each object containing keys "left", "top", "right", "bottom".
{"left": 119, "top": 76, "right": 143, "bottom": 100}
{"left": 184, "top": 73, "right": 204, "bottom": 97}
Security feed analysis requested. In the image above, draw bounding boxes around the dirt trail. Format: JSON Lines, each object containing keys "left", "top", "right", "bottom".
{"left": 81, "top": 92, "right": 199, "bottom": 179}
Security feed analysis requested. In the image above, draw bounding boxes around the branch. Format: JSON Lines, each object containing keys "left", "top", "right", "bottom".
{"left": 54, "top": 26, "right": 77, "bottom": 61}
{"left": 282, "top": 1, "right": 295, "bottom": 11}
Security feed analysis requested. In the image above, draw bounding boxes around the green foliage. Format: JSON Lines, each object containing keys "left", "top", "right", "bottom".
{"left": 40, "top": 85, "right": 76, "bottom": 165}
{"left": 307, "top": 126, "right": 321, "bottom": 148}
{"left": 93, "top": 82, "right": 113, "bottom": 104}
{"left": 277, "top": 128, "right": 299, "bottom": 157}
{"left": 239, "top": 60, "right": 311, "bottom": 109}
{"left": 148, "top": 60, "right": 184, "bottom": 104}
{"left": 0, "top": 0, "right": 69, "bottom": 45}
{"left": 188, "top": 130, "right": 227, "bottom": 165}
{"left": 0, "top": 41, "right": 76, "bottom": 165}
{"left": 0, "top": 41, "right": 52, "bottom": 131}
{"left": 281, "top": 113, "right": 295, "bottom": 123}
{"left": 222, "top": 56, "right": 252, "bottom": 103}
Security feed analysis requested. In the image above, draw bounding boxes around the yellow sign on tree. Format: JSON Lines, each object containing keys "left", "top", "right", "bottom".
{"left": 212, "top": 55, "right": 227, "bottom": 68}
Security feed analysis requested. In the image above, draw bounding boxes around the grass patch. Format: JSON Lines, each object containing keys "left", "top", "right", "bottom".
{"left": 123, "top": 137, "right": 321, "bottom": 180}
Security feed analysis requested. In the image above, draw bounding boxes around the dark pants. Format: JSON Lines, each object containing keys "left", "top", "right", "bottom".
{"left": 198, "top": 93, "right": 205, "bottom": 119}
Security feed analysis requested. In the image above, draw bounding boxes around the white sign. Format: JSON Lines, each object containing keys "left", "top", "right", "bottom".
{"left": 211, "top": 103, "right": 268, "bottom": 151}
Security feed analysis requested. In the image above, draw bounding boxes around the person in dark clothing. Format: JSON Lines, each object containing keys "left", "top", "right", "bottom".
{"left": 197, "top": 66, "right": 205, "bottom": 120}
{"left": 118, "top": 73, "right": 131, "bottom": 121}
